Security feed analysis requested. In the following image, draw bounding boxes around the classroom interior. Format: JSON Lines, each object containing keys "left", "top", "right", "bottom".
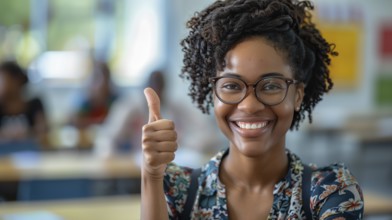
{"left": 0, "top": 0, "right": 391, "bottom": 219}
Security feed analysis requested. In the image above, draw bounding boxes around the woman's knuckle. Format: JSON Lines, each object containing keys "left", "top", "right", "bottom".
{"left": 172, "top": 132, "right": 177, "bottom": 140}
{"left": 173, "top": 142, "right": 178, "bottom": 151}
{"left": 144, "top": 154, "right": 152, "bottom": 164}
{"left": 142, "top": 142, "right": 151, "bottom": 150}
{"left": 142, "top": 134, "right": 151, "bottom": 144}
{"left": 170, "top": 153, "right": 175, "bottom": 161}
{"left": 168, "top": 120, "right": 175, "bottom": 129}
{"left": 142, "top": 124, "right": 148, "bottom": 131}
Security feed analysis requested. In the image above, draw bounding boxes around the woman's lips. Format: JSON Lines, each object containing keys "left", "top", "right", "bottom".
{"left": 235, "top": 121, "right": 267, "bottom": 129}
{"left": 230, "top": 120, "right": 271, "bottom": 138}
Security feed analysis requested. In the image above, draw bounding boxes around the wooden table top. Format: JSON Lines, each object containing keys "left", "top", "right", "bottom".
{"left": 0, "top": 196, "right": 140, "bottom": 220}
{"left": 364, "top": 191, "right": 392, "bottom": 216}
{"left": 0, "top": 152, "right": 141, "bottom": 181}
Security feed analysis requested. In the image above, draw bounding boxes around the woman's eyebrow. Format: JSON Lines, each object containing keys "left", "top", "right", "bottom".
{"left": 220, "top": 72, "right": 285, "bottom": 79}
{"left": 260, "top": 72, "right": 285, "bottom": 78}
{"left": 220, "top": 72, "right": 241, "bottom": 77}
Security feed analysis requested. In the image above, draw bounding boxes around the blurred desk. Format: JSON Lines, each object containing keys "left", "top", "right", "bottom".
{"left": 0, "top": 196, "right": 140, "bottom": 220}
{"left": 0, "top": 192, "right": 390, "bottom": 219}
{"left": 0, "top": 152, "right": 142, "bottom": 201}
{"left": 0, "top": 152, "right": 141, "bottom": 181}
{"left": 365, "top": 192, "right": 392, "bottom": 216}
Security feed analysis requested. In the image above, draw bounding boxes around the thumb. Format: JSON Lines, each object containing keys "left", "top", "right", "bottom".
{"left": 144, "top": 87, "right": 162, "bottom": 123}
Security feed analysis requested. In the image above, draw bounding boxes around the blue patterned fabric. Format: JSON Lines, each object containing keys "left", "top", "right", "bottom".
{"left": 164, "top": 149, "right": 364, "bottom": 219}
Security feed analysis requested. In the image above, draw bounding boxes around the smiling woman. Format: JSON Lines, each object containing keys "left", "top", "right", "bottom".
{"left": 140, "top": 0, "right": 364, "bottom": 219}
{"left": 212, "top": 37, "right": 304, "bottom": 159}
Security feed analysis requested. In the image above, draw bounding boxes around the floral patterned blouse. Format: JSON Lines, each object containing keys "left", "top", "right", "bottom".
{"left": 164, "top": 149, "right": 364, "bottom": 219}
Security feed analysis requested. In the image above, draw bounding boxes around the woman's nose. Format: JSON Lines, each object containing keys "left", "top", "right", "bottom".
{"left": 237, "top": 89, "right": 266, "bottom": 114}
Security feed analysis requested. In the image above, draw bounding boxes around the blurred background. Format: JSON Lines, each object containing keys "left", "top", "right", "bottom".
{"left": 0, "top": 0, "right": 391, "bottom": 219}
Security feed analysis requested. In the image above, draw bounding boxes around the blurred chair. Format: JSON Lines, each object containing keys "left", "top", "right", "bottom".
{"left": 0, "top": 181, "right": 18, "bottom": 202}
{"left": 18, "top": 178, "right": 92, "bottom": 201}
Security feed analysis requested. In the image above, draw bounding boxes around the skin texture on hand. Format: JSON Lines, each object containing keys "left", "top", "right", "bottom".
{"left": 141, "top": 87, "right": 176, "bottom": 220}
{"left": 144, "top": 87, "right": 161, "bottom": 123}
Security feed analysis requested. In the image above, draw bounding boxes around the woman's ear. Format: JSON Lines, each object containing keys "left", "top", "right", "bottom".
{"left": 295, "top": 83, "right": 305, "bottom": 111}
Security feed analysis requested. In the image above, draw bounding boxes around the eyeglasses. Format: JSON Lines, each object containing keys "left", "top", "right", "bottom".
{"left": 210, "top": 76, "right": 299, "bottom": 106}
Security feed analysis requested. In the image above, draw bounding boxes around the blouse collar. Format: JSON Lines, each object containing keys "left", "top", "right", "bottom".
{"left": 199, "top": 148, "right": 303, "bottom": 196}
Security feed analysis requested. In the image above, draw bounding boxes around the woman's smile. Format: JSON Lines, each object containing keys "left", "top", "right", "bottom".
{"left": 229, "top": 118, "right": 272, "bottom": 138}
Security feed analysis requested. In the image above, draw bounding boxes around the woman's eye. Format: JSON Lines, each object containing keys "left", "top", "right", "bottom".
{"left": 262, "top": 83, "right": 283, "bottom": 91}
{"left": 221, "top": 83, "right": 242, "bottom": 91}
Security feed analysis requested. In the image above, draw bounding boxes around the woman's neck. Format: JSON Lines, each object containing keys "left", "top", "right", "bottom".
{"left": 220, "top": 143, "right": 288, "bottom": 192}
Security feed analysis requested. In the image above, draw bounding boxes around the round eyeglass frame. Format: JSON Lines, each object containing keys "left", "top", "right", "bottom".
{"left": 209, "top": 76, "right": 300, "bottom": 106}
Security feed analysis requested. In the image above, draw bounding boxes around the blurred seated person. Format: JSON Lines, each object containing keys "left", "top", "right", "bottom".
{"left": 0, "top": 61, "right": 49, "bottom": 148}
{"left": 95, "top": 70, "right": 224, "bottom": 162}
{"left": 69, "top": 61, "right": 118, "bottom": 129}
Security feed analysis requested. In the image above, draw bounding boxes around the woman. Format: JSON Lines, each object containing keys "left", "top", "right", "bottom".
{"left": 0, "top": 61, "right": 48, "bottom": 148}
{"left": 70, "top": 61, "right": 117, "bottom": 129}
{"left": 141, "top": 0, "right": 364, "bottom": 219}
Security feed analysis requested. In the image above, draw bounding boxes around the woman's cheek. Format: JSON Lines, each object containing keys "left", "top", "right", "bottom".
{"left": 273, "top": 101, "right": 296, "bottom": 130}
{"left": 213, "top": 97, "right": 233, "bottom": 136}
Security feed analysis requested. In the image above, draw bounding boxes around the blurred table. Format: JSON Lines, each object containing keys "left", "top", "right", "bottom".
{"left": 0, "top": 152, "right": 142, "bottom": 201}
{"left": 0, "top": 152, "right": 141, "bottom": 181}
{"left": 0, "top": 196, "right": 140, "bottom": 220}
{"left": 0, "top": 192, "right": 390, "bottom": 219}
{"left": 364, "top": 192, "right": 392, "bottom": 216}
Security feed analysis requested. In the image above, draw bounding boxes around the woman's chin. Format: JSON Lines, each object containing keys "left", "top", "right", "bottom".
{"left": 232, "top": 141, "right": 272, "bottom": 158}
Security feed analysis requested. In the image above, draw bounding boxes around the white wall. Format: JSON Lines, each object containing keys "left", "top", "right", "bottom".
{"left": 311, "top": 0, "right": 392, "bottom": 128}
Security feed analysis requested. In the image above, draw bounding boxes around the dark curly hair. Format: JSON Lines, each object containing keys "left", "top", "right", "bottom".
{"left": 0, "top": 61, "right": 28, "bottom": 85}
{"left": 180, "top": 0, "right": 337, "bottom": 130}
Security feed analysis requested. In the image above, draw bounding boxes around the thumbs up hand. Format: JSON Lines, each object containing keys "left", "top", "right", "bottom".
{"left": 142, "top": 88, "right": 178, "bottom": 179}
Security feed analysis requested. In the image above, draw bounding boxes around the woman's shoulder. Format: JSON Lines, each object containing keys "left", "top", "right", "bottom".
{"left": 164, "top": 149, "right": 226, "bottom": 184}
{"left": 24, "top": 97, "right": 46, "bottom": 117}
{"left": 27, "top": 97, "right": 45, "bottom": 110}
{"left": 164, "top": 163, "right": 195, "bottom": 218}
{"left": 163, "top": 150, "right": 226, "bottom": 218}
{"left": 165, "top": 162, "right": 193, "bottom": 186}
{"left": 309, "top": 163, "right": 364, "bottom": 219}
{"left": 310, "top": 163, "right": 359, "bottom": 188}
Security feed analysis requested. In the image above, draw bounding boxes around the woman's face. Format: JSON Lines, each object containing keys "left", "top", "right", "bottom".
{"left": 214, "top": 37, "right": 304, "bottom": 157}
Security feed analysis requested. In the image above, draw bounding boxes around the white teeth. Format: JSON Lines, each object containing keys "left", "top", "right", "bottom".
{"left": 236, "top": 122, "right": 267, "bottom": 130}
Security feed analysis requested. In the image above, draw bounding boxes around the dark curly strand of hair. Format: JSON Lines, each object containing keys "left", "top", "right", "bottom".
{"left": 0, "top": 61, "right": 28, "bottom": 85}
{"left": 180, "top": 0, "right": 337, "bottom": 130}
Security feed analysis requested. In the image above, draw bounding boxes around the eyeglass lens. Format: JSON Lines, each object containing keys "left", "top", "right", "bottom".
{"left": 214, "top": 77, "right": 289, "bottom": 105}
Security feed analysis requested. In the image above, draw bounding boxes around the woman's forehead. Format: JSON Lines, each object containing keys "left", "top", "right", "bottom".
{"left": 219, "top": 37, "right": 293, "bottom": 80}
